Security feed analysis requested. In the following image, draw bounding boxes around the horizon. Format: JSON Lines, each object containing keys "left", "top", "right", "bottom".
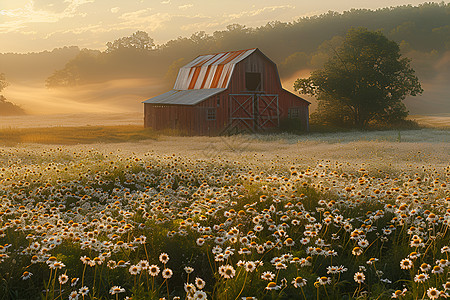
{"left": 1, "top": 0, "right": 437, "bottom": 54}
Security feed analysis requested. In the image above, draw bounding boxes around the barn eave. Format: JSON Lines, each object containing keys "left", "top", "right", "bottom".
{"left": 142, "top": 88, "right": 226, "bottom": 106}
{"left": 282, "top": 89, "right": 311, "bottom": 105}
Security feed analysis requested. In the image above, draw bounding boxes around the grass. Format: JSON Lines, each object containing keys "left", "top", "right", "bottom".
{"left": 0, "top": 125, "right": 161, "bottom": 145}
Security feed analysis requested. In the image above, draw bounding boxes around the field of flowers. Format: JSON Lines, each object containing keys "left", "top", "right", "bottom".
{"left": 0, "top": 132, "right": 449, "bottom": 299}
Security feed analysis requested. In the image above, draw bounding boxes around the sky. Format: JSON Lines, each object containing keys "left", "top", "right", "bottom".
{"left": 0, "top": 0, "right": 434, "bottom": 54}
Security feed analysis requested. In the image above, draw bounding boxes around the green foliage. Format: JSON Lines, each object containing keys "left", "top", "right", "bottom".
{"left": 278, "top": 52, "right": 310, "bottom": 77}
{"left": 0, "top": 96, "right": 26, "bottom": 116}
{"left": 279, "top": 118, "right": 304, "bottom": 133}
{"left": 0, "top": 73, "right": 8, "bottom": 92}
{"left": 0, "top": 74, "right": 26, "bottom": 116}
{"left": 106, "top": 31, "right": 155, "bottom": 53}
{"left": 295, "top": 28, "right": 423, "bottom": 128}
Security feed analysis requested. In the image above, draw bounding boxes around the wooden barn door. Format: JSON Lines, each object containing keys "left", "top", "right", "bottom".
{"left": 228, "top": 93, "right": 279, "bottom": 132}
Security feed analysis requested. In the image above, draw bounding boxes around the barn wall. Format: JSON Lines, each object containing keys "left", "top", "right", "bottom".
{"left": 278, "top": 89, "right": 310, "bottom": 131}
{"left": 144, "top": 93, "right": 230, "bottom": 135}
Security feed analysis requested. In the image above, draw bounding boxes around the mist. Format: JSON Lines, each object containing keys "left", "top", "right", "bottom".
{"left": 0, "top": 3, "right": 449, "bottom": 127}
{"left": 5, "top": 77, "right": 164, "bottom": 115}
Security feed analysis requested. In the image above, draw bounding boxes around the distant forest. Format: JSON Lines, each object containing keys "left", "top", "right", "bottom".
{"left": 0, "top": 2, "right": 448, "bottom": 113}
{"left": 39, "top": 3, "right": 450, "bottom": 89}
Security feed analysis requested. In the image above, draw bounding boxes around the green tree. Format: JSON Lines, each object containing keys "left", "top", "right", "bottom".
{"left": 0, "top": 73, "right": 25, "bottom": 115}
{"left": 294, "top": 27, "right": 423, "bottom": 128}
{"left": 0, "top": 73, "right": 8, "bottom": 92}
{"left": 105, "top": 31, "right": 154, "bottom": 53}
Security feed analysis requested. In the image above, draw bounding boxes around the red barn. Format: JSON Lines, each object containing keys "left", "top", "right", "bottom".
{"left": 143, "top": 48, "right": 309, "bottom": 135}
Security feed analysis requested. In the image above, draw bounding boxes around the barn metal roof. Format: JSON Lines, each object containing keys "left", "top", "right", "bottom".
{"left": 143, "top": 88, "right": 226, "bottom": 105}
{"left": 173, "top": 48, "right": 257, "bottom": 90}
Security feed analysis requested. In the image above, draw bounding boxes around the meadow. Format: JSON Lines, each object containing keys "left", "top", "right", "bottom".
{"left": 0, "top": 128, "right": 448, "bottom": 299}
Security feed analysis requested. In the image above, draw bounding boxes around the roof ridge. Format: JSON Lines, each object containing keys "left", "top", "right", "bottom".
{"left": 196, "top": 48, "right": 257, "bottom": 57}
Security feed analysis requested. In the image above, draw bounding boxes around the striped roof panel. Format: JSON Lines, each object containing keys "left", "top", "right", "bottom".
{"left": 173, "top": 48, "right": 257, "bottom": 90}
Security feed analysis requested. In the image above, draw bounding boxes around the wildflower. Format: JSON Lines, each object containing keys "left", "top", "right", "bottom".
{"left": 50, "top": 261, "right": 66, "bottom": 269}
{"left": 300, "top": 237, "right": 310, "bottom": 245}
{"left": 274, "top": 262, "right": 287, "bottom": 270}
{"left": 358, "top": 239, "right": 369, "bottom": 248}
{"left": 238, "top": 248, "right": 251, "bottom": 255}
{"left": 436, "top": 259, "right": 449, "bottom": 268}
{"left": 265, "top": 282, "right": 280, "bottom": 290}
{"left": 392, "top": 288, "right": 407, "bottom": 298}
{"left": 184, "top": 266, "right": 194, "bottom": 274}
{"left": 21, "top": 271, "right": 32, "bottom": 280}
{"left": 59, "top": 274, "right": 69, "bottom": 284}
{"left": 162, "top": 268, "right": 173, "bottom": 279}
{"left": 427, "top": 287, "right": 440, "bottom": 300}
{"left": 284, "top": 238, "right": 295, "bottom": 247}
{"left": 211, "top": 246, "right": 222, "bottom": 254}
{"left": 400, "top": 258, "right": 413, "bottom": 270}
{"left": 148, "top": 265, "right": 160, "bottom": 276}
{"left": 71, "top": 278, "right": 79, "bottom": 287}
{"left": 80, "top": 256, "right": 91, "bottom": 265}
{"left": 218, "top": 265, "right": 235, "bottom": 279}
{"left": 354, "top": 272, "right": 365, "bottom": 283}
{"left": 244, "top": 261, "right": 257, "bottom": 272}
{"left": 414, "top": 273, "right": 429, "bottom": 283}
{"left": 68, "top": 291, "right": 79, "bottom": 300}
{"left": 107, "top": 260, "right": 117, "bottom": 269}
{"left": 129, "top": 264, "right": 141, "bottom": 275}
{"left": 159, "top": 253, "right": 169, "bottom": 264}
{"left": 431, "top": 265, "right": 444, "bottom": 274}
{"left": 410, "top": 238, "right": 425, "bottom": 248}
{"left": 352, "top": 247, "right": 363, "bottom": 256}
{"left": 261, "top": 271, "right": 275, "bottom": 281}
{"left": 138, "top": 260, "right": 149, "bottom": 270}
{"left": 193, "top": 290, "right": 207, "bottom": 299}
{"left": 195, "top": 277, "right": 205, "bottom": 290}
{"left": 317, "top": 276, "right": 331, "bottom": 285}
{"left": 409, "top": 252, "right": 420, "bottom": 259}
{"left": 292, "top": 276, "right": 307, "bottom": 288}
{"left": 420, "top": 263, "right": 431, "bottom": 272}
{"left": 109, "top": 286, "right": 125, "bottom": 295}
{"left": 184, "top": 283, "right": 196, "bottom": 295}
{"left": 443, "top": 281, "right": 450, "bottom": 291}
{"left": 79, "top": 286, "right": 89, "bottom": 296}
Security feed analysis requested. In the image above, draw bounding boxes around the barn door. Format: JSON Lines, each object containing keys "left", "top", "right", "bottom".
{"left": 228, "top": 93, "right": 279, "bottom": 132}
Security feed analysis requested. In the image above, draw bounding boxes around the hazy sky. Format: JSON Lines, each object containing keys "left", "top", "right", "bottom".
{"left": 1, "top": 0, "right": 435, "bottom": 53}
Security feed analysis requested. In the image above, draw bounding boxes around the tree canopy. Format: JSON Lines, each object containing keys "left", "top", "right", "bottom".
{"left": 0, "top": 73, "right": 25, "bottom": 116}
{"left": 0, "top": 73, "right": 8, "bottom": 92}
{"left": 105, "top": 31, "right": 155, "bottom": 53}
{"left": 294, "top": 27, "right": 423, "bottom": 128}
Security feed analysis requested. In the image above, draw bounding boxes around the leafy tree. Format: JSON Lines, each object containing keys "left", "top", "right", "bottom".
{"left": 294, "top": 27, "right": 423, "bottom": 128}
{"left": 105, "top": 31, "right": 154, "bottom": 53}
{"left": 0, "top": 73, "right": 25, "bottom": 115}
{"left": 0, "top": 73, "right": 8, "bottom": 92}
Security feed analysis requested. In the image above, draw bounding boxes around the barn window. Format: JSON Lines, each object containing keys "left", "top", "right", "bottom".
{"left": 288, "top": 108, "right": 301, "bottom": 119}
{"left": 207, "top": 108, "right": 216, "bottom": 120}
{"left": 245, "top": 72, "right": 261, "bottom": 91}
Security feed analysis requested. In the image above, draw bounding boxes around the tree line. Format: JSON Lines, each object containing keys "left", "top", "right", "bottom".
{"left": 44, "top": 3, "right": 449, "bottom": 89}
